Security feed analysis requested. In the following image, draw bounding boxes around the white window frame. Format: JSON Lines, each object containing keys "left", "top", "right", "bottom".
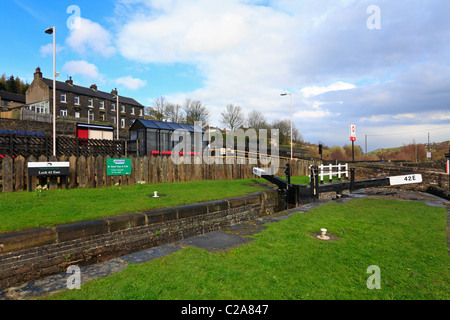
{"left": 60, "top": 109, "right": 67, "bottom": 117}
{"left": 88, "top": 98, "right": 93, "bottom": 107}
{"left": 88, "top": 110, "right": 94, "bottom": 121}
{"left": 111, "top": 103, "right": 116, "bottom": 111}
{"left": 131, "top": 107, "right": 135, "bottom": 115}
{"left": 121, "top": 117, "right": 125, "bottom": 128}
{"left": 75, "top": 112, "right": 80, "bottom": 118}
{"left": 100, "top": 100, "right": 105, "bottom": 109}
{"left": 121, "top": 105, "right": 125, "bottom": 113}
{"left": 61, "top": 92, "right": 66, "bottom": 103}
{"left": 74, "top": 96, "right": 80, "bottom": 105}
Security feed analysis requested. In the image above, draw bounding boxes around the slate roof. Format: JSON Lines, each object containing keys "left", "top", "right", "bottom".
{"left": 0, "top": 90, "right": 26, "bottom": 103}
{"left": 130, "top": 119, "right": 205, "bottom": 133}
{"left": 41, "top": 78, "right": 144, "bottom": 107}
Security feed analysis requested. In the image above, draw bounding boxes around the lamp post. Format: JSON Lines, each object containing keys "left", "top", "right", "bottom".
{"left": 280, "top": 93, "right": 293, "bottom": 160}
{"left": 45, "top": 26, "right": 56, "bottom": 156}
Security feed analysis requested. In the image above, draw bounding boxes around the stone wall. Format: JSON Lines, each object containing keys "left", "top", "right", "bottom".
{"left": 0, "top": 190, "right": 281, "bottom": 290}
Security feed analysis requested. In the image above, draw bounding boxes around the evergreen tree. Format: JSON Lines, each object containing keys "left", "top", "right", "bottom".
{"left": 0, "top": 73, "right": 29, "bottom": 94}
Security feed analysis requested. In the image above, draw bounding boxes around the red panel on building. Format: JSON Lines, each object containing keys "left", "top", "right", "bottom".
{"left": 76, "top": 127, "right": 89, "bottom": 139}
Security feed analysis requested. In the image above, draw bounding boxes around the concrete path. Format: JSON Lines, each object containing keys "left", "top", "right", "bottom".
{"left": 1, "top": 188, "right": 448, "bottom": 300}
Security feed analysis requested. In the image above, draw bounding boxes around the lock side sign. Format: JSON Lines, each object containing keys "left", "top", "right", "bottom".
{"left": 106, "top": 159, "right": 131, "bottom": 176}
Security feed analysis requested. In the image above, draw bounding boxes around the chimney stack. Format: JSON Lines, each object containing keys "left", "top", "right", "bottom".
{"left": 65, "top": 76, "right": 73, "bottom": 85}
{"left": 34, "top": 67, "right": 42, "bottom": 80}
{"left": 90, "top": 84, "right": 98, "bottom": 91}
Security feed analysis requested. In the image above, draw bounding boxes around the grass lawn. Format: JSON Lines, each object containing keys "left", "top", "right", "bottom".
{"left": 46, "top": 198, "right": 449, "bottom": 300}
{"left": 0, "top": 178, "right": 273, "bottom": 234}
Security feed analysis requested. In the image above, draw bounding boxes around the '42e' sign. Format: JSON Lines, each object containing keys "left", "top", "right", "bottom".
{"left": 107, "top": 159, "right": 131, "bottom": 176}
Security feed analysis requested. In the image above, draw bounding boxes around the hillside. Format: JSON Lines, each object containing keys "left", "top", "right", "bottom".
{"left": 302, "top": 140, "right": 449, "bottom": 162}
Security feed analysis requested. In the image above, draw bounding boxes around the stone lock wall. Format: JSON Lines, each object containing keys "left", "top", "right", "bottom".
{"left": 0, "top": 190, "right": 281, "bottom": 291}
{"left": 351, "top": 162, "right": 449, "bottom": 192}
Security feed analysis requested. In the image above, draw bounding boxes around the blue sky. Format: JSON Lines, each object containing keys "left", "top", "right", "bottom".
{"left": 1, "top": 0, "right": 449, "bottom": 151}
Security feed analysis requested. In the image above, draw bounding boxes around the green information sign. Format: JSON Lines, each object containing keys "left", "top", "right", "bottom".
{"left": 107, "top": 159, "right": 132, "bottom": 176}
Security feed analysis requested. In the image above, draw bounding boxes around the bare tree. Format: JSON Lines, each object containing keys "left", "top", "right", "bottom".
{"left": 166, "top": 103, "right": 185, "bottom": 123}
{"left": 271, "top": 119, "right": 302, "bottom": 145}
{"left": 246, "top": 110, "right": 269, "bottom": 131}
{"left": 147, "top": 96, "right": 168, "bottom": 121}
{"left": 183, "top": 98, "right": 209, "bottom": 124}
{"left": 220, "top": 104, "right": 245, "bottom": 130}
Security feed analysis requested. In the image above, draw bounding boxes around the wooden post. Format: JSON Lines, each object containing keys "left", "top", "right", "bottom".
{"left": 14, "top": 155, "right": 25, "bottom": 191}
{"left": 78, "top": 155, "right": 86, "bottom": 188}
{"left": 87, "top": 156, "right": 96, "bottom": 188}
{"left": 105, "top": 156, "right": 112, "bottom": 187}
{"left": 27, "top": 155, "right": 37, "bottom": 191}
{"left": 49, "top": 155, "right": 58, "bottom": 190}
{"left": 69, "top": 155, "right": 77, "bottom": 188}
{"left": 96, "top": 155, "right": 104, "bottom": 188}
{"left": 2, "top": 156, "right": 13, "bottom": 192}
{"left": 143, "top": 156, "right": 149, "bottom": 184}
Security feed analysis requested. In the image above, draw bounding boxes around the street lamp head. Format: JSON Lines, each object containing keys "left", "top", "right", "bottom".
{"left": 280, "top": 93, "right": 287, "bottom": 96}
{"left": 45, "top": 27, "right": 54, "bottom": 34}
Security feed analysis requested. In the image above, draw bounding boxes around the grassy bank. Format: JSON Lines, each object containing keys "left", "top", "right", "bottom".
{"left": 47, "top": 198, "right": 449, "bottom": 300}
{"left": 0, "top": 178, "right": 273, "bottom": 234}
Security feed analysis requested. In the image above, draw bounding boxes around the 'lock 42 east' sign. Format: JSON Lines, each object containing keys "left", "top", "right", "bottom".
{"left": 28, "top": 162, "right": 70, "bottom": 176}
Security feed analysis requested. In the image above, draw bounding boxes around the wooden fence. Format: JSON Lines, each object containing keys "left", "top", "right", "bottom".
{"left": 0, "top": 133, "right": 124, "bottom": 159}
{"left": 0, "top": 155, "right": 319, "bottom": 192}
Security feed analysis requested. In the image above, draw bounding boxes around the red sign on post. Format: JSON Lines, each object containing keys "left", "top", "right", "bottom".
{"left": 350, "top": 124, "right": 356, "bottom": 141}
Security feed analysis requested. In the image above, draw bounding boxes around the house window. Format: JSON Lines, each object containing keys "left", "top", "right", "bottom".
{"left": 60, "top": 109, "right": 67, "bottom": 117}
{"left": 131, "top": 107, "right": 135, "bottom": 115}
{"left": 88, "top": 98, "right": 93, "bottom": 107}
{"left": 121, "top": 105, "right": 125, "bottom": 113}
{"left": 61, "top": 93, "right": 66, "bottom": 103}
{"left": 111, "top": 115, "right": 116, "bottom": 124}
{"left": 100, "top": 100, "right": 105, "bottom": 109}
{"left": 88, "top": 110, "right": 94, "bottom": 121}
{"left": 111, "top": 103, "right": 115, "bottom": 111}
{"left": 121, "top": 117, "right": 125, "bottom": 128}
{"left": 74, "top": 96, "right": 80, "bottom": 105}
{"left": 139, "top": 108, "right": 143, "bottom": 116}
{"left": 75, "top": 112, "right": 80, "bottom": 118}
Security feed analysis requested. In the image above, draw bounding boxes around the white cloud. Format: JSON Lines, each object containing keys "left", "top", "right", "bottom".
{"left": 62, "top": 60, "right": 101, "bottom": 80}
{"left": 300, "top": 82, "right": 357, "bottom": 98}
{"left": 66, "top": 17, "right": 116, "bottom": 57}
{"left": 39, "top": 43, "right": 65, "bottom": 57}
{"left": 115, "top": 76, "right": 147, "bottom": 90}
{"left": 111, "top": 0, "right": 450, "bottom": 147}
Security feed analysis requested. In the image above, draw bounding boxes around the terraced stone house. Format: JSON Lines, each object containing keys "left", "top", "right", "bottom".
{"left": 25, "top": 67, "right": 145, "bottom": 129}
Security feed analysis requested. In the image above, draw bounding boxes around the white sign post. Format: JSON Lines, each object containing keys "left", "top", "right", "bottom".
{"left": 350, "top": 124, "right": 356, "bottom": 162}
{"left": 350, "top": 124, "right": 356, "bottom": 141}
